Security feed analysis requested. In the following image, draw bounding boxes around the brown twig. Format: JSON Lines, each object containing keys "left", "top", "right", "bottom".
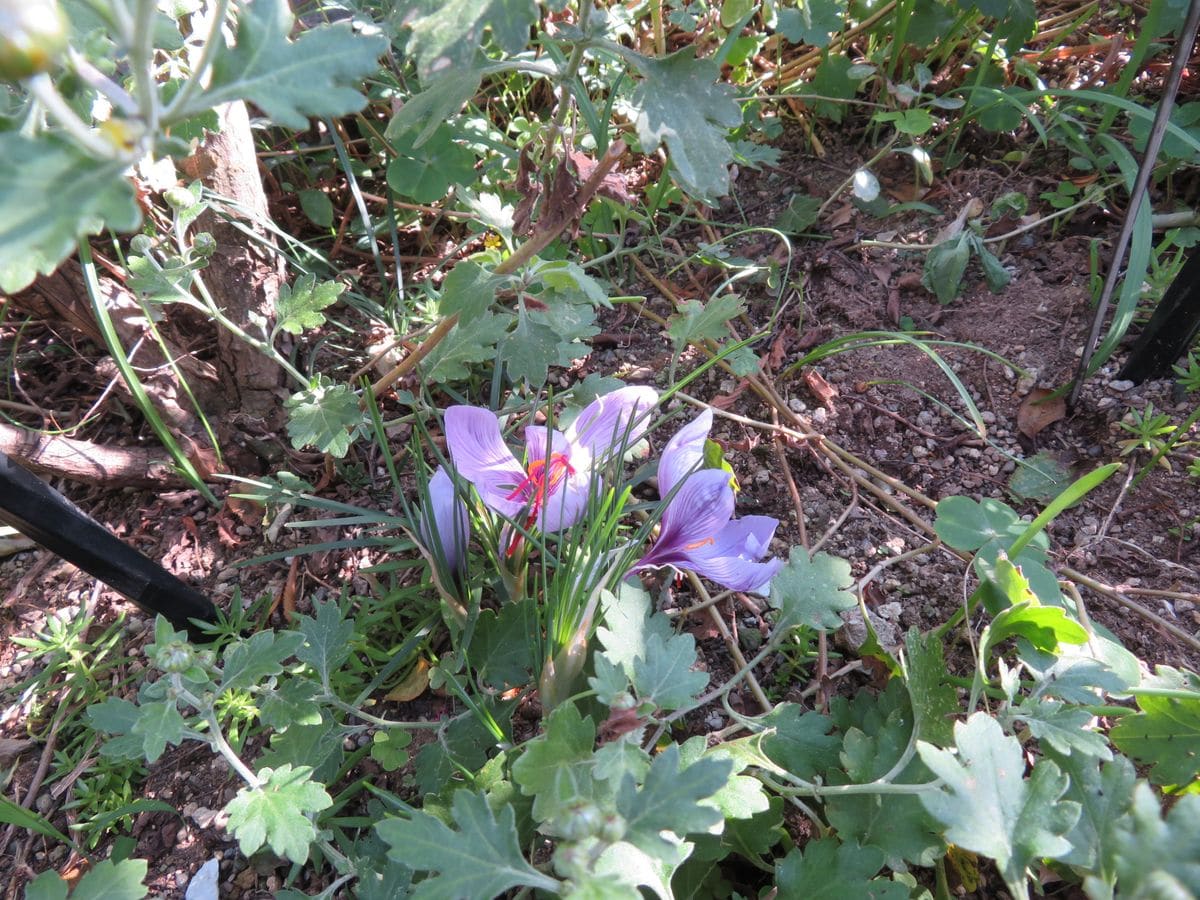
{"left": 369, "top": 141, "right": 629, "bottom": 399}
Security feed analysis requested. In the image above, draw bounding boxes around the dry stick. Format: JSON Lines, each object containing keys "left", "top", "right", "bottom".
{"left": 684, "top": 385, "right": 1200, "bottom": 656}
{"left": 0, "top": 702, "right": 69, "bottom": 856}
{"left": 771, "top": 2, "right": 897, "bottom": 87}
{"left": 771, "top": 408, "right": 808, "bottom": 549}
{"left": 1070, "top": 0, "right": 1200, "bottom": 406}
{"left": 857, "top": 542, "right": 941, "bottom": 593}
{"left": 770, "top": 408, "right": 834, "bottom": 707}
{"left": 369, "top": 312, "right": 460, "bottom": 400}
{"left": 810, "top": 478, "right": 859, "bottom": 557}
{"left": 369, "top": 141, "right": 629, "bottom": 399}
{"left": 1123, "top": 587, "right": 1200, "bottom": 602}
{"left": 1062, "top": 566, "right": 1200, "bottom": 655}
{"left": 686, "top": 572, "right": 773, "bottom": 714}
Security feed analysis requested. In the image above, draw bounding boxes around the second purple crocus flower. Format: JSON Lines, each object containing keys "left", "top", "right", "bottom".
{"left": 418, "top": 466, "right": 469, "bottom": 574}
{"left": 635, "top": 409, "right": 782, "bottom": 593}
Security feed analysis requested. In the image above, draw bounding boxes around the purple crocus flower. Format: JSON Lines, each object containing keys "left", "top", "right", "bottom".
{"left": 418, "top": 466, "right": 469, "bottom": 573}
{"left": 636, "top": 409, "right": 782, "bottom": 593}
{"left": 444, "top": 386, "right": 659, "bottom": 534}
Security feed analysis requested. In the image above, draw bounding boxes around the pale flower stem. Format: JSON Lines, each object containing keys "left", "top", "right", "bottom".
{"left": 26, "top": 76, "right": 123, "bottom": 160}
{"left": 172, "top": 678, "right": 260, "bottom": 787}
{"left": 688, "top": 571, "right": 773, "bottom": 715}
{"left": 162, "top": 0, "right": 233, "bottom": 121}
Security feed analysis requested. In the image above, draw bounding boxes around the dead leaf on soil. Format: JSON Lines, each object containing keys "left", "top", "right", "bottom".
{"left": 825, "top": 203, "right": 854, "bottom": 229}
{"left": 385, "top": 657, "right": 430, "bottom": 703}
{"left": 766, "top": 324, "right": 794, "bottom": 372}
{"left": 869, "top": 263, "right": 894, "bottom": 287}
{"left": 225, "top": 495, "right": 263, "bottom": 528}
{"left": 932, "top": 197, "right": 985, "bottom": 244}
{"left": 803, "top": 369, "right": 838, "bottom": 409}
{"left": 796, "top": 324, "right": 832, "bottom": 351}
{"left": 1017, "top": 388, "right": 1066, "bottom": 439}
{"left": 711, "top": 379, "right": 750, "bottom": 409}
{"left": 0, "top": 737, "right": 32, "bottom": 763}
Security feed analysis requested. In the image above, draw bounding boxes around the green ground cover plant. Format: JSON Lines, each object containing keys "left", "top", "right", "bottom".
{"left": 2, "top": 0, "right": 1200, "bottom": 896}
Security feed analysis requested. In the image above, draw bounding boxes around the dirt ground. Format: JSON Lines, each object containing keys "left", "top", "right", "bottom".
{"left": 2, "top": 134, "right": 1199, "bottom": 896}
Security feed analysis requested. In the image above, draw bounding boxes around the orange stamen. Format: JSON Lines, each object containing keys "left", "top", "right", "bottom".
{"left": 504, "top": 452, "right": 574, "bottom": 516}
{"left": 684, "top": 536, "right": 715, "bottom": 551}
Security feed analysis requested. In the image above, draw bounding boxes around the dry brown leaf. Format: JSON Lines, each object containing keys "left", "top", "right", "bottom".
{"left": 225, "top": 495, "right": 264, "bottom": 528}
{"left": 385, "top": 658, "right": 431, "bottom": 703}
{"left": 932, "top": 197, "right": 985, "bottom": 244}
{"left": 1017, "top": 388, "right": 1066, "bottom": 439}
{"left": 826, "top": 203, "right": 854, "bottom": 229}
{"left": 711, "top": 379, "right": 750, "bottom": 410}
{"left": 803, "top": 369, "right": 838, "bottom": 409}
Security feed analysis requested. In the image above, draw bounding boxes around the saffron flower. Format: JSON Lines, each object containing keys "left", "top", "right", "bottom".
{"left": 636, "top": 409, "right": 782, "bottom": 593}
{"left": 417, "top": 466, "right": 469, "bottom": 574}
{"left": 444, "top": 386, "right": 658, "bottom": 533}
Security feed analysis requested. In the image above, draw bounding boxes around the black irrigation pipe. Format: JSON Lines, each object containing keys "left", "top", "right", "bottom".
{"left": 0, "top": 451, "right": 217, "bottom": 641}
{"left": 1071, "top": 0, "right": 1200, "bottom": 404}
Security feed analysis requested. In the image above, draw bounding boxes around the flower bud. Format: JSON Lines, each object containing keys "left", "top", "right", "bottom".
{"left": 154, "top": 641, "right": 195, "bottom": 673}
{"left": 129, "top": 234, "right": 154, "bottom": 256}
{"left": 163, "top": 186, "right": 196, "bottom": 211}
{"left": 0, "top": 0, "right": 68, "bottom": 81}
{"left": 191, "top": 232, "right": 216, "bottom": 257}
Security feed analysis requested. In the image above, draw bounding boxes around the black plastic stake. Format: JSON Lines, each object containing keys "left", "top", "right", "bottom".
{"left": 0, "top": 451, "right": 217, "bottom": 640}
{"left": 1118, "top": 245, "right": 1200, "bottom": 384}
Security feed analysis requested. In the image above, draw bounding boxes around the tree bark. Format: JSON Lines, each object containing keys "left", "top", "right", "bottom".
{"left": 180, "top": 100, "right": 287, "bottom": 431}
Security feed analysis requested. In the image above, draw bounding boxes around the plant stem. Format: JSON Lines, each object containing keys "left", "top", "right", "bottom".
{"left": 174, "top": 678, "right": 261, "bottom": 786}
{"left": 162, "top": 0, "right": 233, "bottom": 122}
{"left": 26, "top": 76, "right": 122, "bottom": 159}
{"left": 323, "top": 695, "right": 442, "bottom": 730}
{"left": 129, "top": 0, "right": 162, "bottom": 143}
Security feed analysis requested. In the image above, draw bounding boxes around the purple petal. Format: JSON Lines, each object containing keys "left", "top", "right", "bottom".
{"left": 638, "top": 469, "right": 735, "bottom": 569}
{"left": 444, "top": 406, "right": 525, "bottom": 516}
{"left": 523, "top": 425, "right": 572, "bottom": 466}
{"left": 419, "top": 466, "right": 469, "bottom": 572}
{"left": 537, "top": 468, "right": 591, "bottom": 532}
{"left": 691, "top": 554, "right": 783, "bottom": 594}
{"left": 566, "top": 386, "right": 659, "bottom": 462}
{"left": 688, "top": 516, "right": 783, "bottom": 592}
{"left": 658, "top": 409, "right": 712, "bottom": 497}
{"left": 702, "top": 515, "right": 779, "bottom": 562}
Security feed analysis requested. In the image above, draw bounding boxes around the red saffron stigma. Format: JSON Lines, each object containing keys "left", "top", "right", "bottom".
{"left": 504, "top": 452, "right": 574, "bottom": 517}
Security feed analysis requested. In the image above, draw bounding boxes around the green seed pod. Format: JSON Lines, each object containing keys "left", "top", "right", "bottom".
{"left": 129, "top": 234, "right": 154, "bottom": 255}
{"left": 191, "top": 232, "right": 216, "bottom": 257}
{"left": 163, "top": 186, "right": 196, "bottom": 211}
